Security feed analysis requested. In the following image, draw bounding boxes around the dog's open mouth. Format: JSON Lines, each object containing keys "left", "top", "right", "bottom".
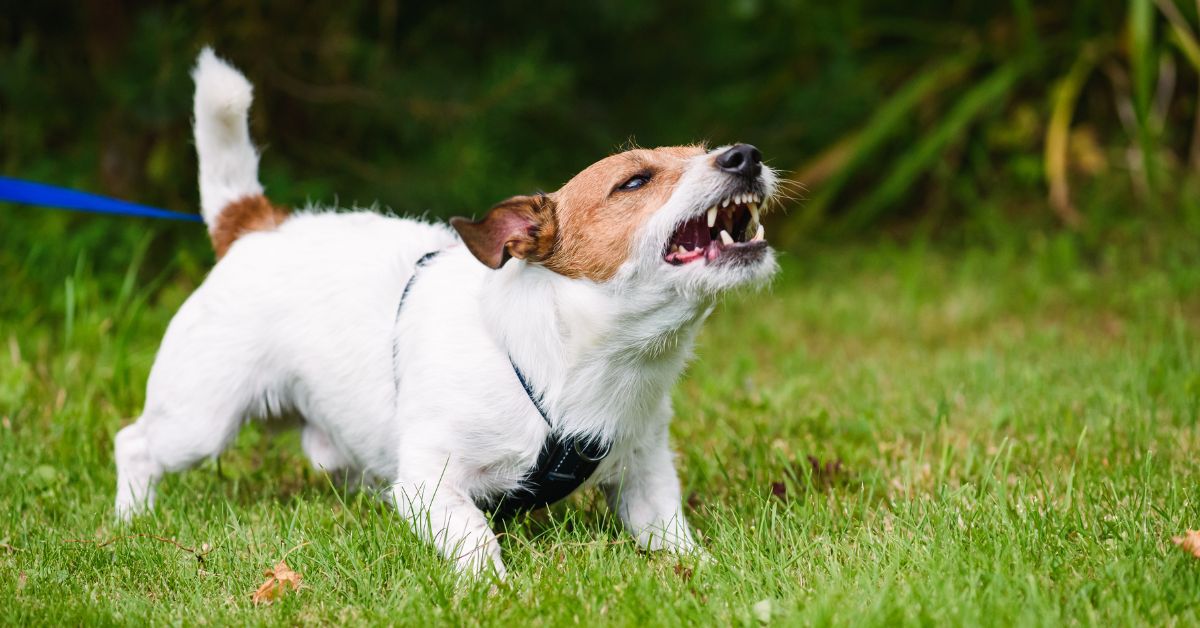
{"left": 664, "top": 192, "right": 766, "bottom": 265}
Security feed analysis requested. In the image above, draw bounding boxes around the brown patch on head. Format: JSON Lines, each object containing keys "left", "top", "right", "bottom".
{"left": 211, "top": 194, "right": 289, "bottom": 259}
{"left": 452, "top": 145, "right": 705, "bottom": 280}
{"left": 544, "top": 145, "right": 704, "bottom": 281}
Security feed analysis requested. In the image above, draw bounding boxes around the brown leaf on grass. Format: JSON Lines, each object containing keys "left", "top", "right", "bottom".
{"left": 1172, "top": 530, "right": 1200, "bottom": 559}
{"left": 673, "top": 562, "right": 694, "bottom": 582}
{"left": 802, "top": 455, "right": 846, "bottom": 487}
{"left": 252, "top": 560, "right": 303, "bottom": 605}
{"left": 772, "top": 456, "right": 849, "bottom": 502}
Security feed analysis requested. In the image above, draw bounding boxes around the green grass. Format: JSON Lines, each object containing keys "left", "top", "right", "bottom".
{"left": 1, "top": 221, "right": 1198, "bottom": 626}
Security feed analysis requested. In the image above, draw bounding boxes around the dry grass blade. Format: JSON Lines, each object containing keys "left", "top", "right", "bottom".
{"left": 1155, "top": 0, "right": 1200, "bottom": 170}
{"left": 63, "top": 534, "right": 215, "bottom": 562}
{"left": 1045, "top": 44, "right": 1101, "bottom": 229}
{"left": 1155, "top": 0, "right": 1200, "bottom": 69}
{"left": 792, "top": 135, "right": 858, "bottom": 190}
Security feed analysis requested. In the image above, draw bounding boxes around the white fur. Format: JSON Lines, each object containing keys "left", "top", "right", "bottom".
{"left": 113, "top": 50, "right": 778, "bottom": 578}
{"left": 192, "top": 47, "right": 263, "bottom": 226}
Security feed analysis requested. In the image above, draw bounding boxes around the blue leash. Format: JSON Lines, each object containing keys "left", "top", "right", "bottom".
{"left": 0, "top": 176, "right": 203, "bottom": 223}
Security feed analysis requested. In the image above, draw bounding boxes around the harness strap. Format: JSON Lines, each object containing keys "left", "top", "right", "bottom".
{"left": 509, "top": 356, "right": 551, "bottom": 426}
{"left": 393, "top": 249, "right": 609, "bottom": 520}
{"left": 392, "top": 250, "right": 442, "bottom": 397}
{"left": 489, "top": 363, "right": 610, "bottom": 520}
{"left": 398, "top": 250, "right": 442, "bottom": 312}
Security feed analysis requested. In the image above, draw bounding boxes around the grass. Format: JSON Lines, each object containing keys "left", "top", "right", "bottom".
{"left": 1, "top": 215, "right": 1199, "bottom": 626}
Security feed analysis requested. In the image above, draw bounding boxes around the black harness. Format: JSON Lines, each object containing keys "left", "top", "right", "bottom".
{"left": 394, "top": 250, "right": 610, "bottom": 519}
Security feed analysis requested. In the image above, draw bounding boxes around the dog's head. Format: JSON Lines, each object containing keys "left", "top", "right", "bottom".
{"left": 451, "top": 143, "right": 778, "bottom": 293}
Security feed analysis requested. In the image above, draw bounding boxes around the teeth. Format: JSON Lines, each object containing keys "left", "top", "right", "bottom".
{"left": 722, "top": 198, "right": 730, "bottom": 208}
{"left": 751, "top": 224, "right": 765, "bottom": 242}
{"left": 707, "top": 206, "right": 718, "bottom": 228}
{"left": 676, "top": 245, "right": 688, "bottom": 254}
{"left": 719, "top": 230, "right": 734, "bottom": 246}
{"left": 749, "top": 203, "right": 759, "bottom": 224}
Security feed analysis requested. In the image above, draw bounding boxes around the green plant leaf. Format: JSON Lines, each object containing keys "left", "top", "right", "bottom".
{"left": 782, "top": 54, "right": 974, "bottom": 243}
{"left": 1129, "top": 0, "right": 1162, "bottom": 193}
{"left": 835, "top": 60, "right": 1028, "bottom": 232}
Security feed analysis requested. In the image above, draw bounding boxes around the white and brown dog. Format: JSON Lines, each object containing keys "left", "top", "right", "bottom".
{"left": 113, "top": 48, "right": 778, "bottom": 577}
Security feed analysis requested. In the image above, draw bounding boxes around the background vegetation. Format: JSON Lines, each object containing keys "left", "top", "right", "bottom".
{"left": 2, "top": 1, "right": 1199, "bottom": 625}
{"left": 7, "top": 1, "right": 1200, "bottom": 249}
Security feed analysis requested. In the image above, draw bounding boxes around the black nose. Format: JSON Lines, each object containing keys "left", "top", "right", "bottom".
{"left": 715, "top": 143, "right": 762, "bottom": 179}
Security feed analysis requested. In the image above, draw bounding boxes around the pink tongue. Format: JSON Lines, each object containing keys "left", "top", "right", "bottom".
{"left": 705, "top": 241, "right": 721, "bottom": 261}
{"left": 673, "top": 248, "right": 704, "bottom": 263}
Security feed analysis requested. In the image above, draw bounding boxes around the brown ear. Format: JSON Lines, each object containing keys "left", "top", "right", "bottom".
{"left": 450, "top": 194, "right": 557, "bottom": 269}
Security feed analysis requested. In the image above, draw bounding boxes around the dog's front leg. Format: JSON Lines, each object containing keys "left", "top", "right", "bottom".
{"left": 391, "top": 478, "right": 505, "bottom": 579}
{"left": 603, "top": 429, "right": 701, "bottom": 555}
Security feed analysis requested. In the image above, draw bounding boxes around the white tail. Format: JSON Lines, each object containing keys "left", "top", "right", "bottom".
{"left": 192, "top": 47, "right": 263, "bottom": 227}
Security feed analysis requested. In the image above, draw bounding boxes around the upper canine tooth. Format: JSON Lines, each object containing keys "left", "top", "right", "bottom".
{"left": 719, "top": 230, "right": 734, "bottom": 245}
{"left": 707, "top": 206, "right": 718, "bottom": 228}
{"left": 749, "top": 203, "right": 760, "bottom": 223}
{"left": 751, "top": 224, "right": 765, "bottom": 242}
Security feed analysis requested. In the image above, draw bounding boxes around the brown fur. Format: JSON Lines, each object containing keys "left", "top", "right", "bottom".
{"left": 452, "top": 145, "right": 706, "bottom": 281}
{"left": 544, "top": 146, "right": 703, "bottom": 281}
{"left": 211, "top": 195, "right": 290, "bottom": 259}
{"left": 450, "top": 194, "right": 558, "bottom": 269}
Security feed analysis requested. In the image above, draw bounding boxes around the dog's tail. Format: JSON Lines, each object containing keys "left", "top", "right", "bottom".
{"left": 192, "top": 47, "right": 287, "bottom": 258}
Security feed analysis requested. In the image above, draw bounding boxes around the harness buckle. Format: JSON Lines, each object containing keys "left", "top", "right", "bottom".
{"left": 573, "top": 437, "right": 610, "bottom": 463}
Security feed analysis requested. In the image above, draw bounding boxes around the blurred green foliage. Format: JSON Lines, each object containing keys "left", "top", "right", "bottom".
{"left": 4, "top": 0, "right": 1200, "bottom": 264}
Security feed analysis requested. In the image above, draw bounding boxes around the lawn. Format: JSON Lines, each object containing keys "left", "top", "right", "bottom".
{"left": 1, "top": 219, "right": 1198, "bottom": 625}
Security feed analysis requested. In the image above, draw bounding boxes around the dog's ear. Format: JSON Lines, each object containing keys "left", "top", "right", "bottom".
{"left": 450, "top": 194, "right": 558, "bottom": 269}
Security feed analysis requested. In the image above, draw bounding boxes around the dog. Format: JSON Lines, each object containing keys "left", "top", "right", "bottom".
{"left": 113, "top": 48, "right": 779, "bottom": 578}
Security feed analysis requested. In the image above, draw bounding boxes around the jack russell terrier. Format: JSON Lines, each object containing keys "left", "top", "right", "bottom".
{"left": 113, "top": 48, "right": 779, "bottom": 578}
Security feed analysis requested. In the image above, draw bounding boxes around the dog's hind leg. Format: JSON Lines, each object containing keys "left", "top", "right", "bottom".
{"left": 301, "top": 424, "right": 375, "bottom": 493}
{"left": 301, "top": 425, "right": 349, "bottom": 472}
{"left": 114, "top": 419, "right": 161, "bottom": 520}
{"left": 114, "top": 363, "right": 253, "bottom": 520}
{"left": 114, "top": 399, "right": 247, "bottom": 520}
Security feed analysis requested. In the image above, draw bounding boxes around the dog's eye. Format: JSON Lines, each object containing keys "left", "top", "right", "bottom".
{"left": 617, "top": 173, "right": 651, "bottom": 191}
